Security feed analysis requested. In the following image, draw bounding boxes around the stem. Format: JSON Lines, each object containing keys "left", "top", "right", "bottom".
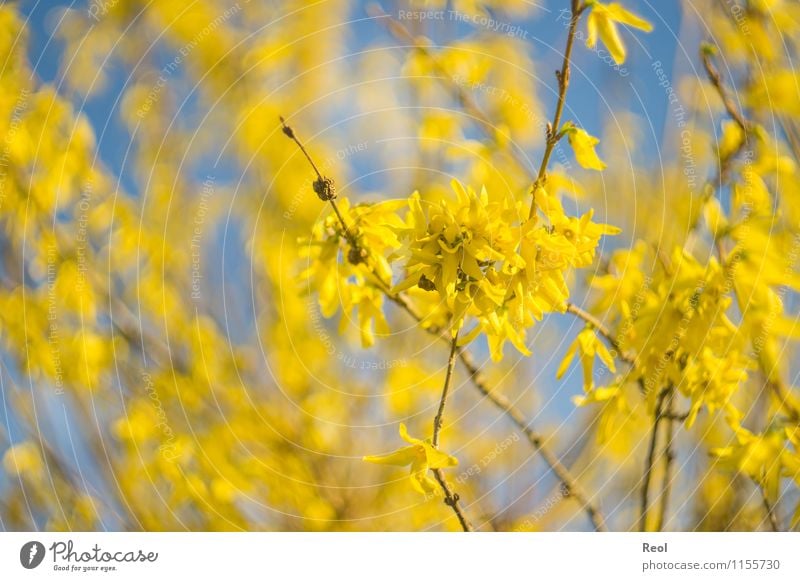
{"left": 639, "top": 388, "right": 668, "bottom": 531}
{"left": 654, "top": 390, "right": 677, "bottom": 532}
{"left": 432, "top": 333, "right": 460, "bottom": 448}
{"left": 458, "top": 348, "right": 608, "bottom": 532}
{"left": 280, "top": 116, "right": 325, "bottom": 179}
{"left": 529, "top": 0, "right": 586, "bottom": 219}
{"left": 700, "top": 51, "right": 748, "bottom": 133}
{"left": 279, "top": 117, "right": 359, "bottom": 245}
{"left": 432, "top": 469, "right": 473, "bottom": 532}
{"left": 683, "top": 48, "right": 750, "bottom": 239}
{"left": 760, "top": 487, "right": 780, "bottom": 532}
{"left": 430, "top": 332, "right": 473, "bottom": 531}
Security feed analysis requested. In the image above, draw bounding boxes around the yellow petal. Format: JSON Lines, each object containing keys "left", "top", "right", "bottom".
{"left": 424, "top": 444, "right": 459, "bottom": 469}
{"left": 567, "top": 127, "right": 606, "bottom": 171}
{"left": 363, "top": 445, "right": 418, "bottom": 467}
{"left": 605, "top": 3, "right": 654, "bottom": 32}
{"left": 556, "top": 339, "right": 579, "bottom": 379}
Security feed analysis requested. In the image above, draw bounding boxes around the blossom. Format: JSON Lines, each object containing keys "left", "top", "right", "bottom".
{"left": 363, "top": 424, "right": 458, "bottom": 495}
{"left": 585, "top": 1, "right": 653, "bottom": 65}
{"left": 557, "top": 327, "right": 616, "bottom": 391}
{"left": 565, "top": 125, "right": 606, "bottom": 171}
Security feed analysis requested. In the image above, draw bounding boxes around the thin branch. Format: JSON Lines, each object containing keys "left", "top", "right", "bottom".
{"left": 639, "top": 387, "right": 669, "bottom": 531}
{"left": 700, "top": 50, "right": 748, "bottom": 133}
{"left": 432, "top": 333, "right": 460, "bottom": 448}
{"left": 429, "top": 332, "right": 473, "bottom": 531}
{"left": 282, "top": 117, "right": 607, "bottom": 531}
{"left": 432, "top": 468, "right": 473, "bottom": 531}
{"left": 683, "top": 48, "right": 751, "bottom": 241}
{"left": 529, "top": 0, "right": 587, "bottom": 218}
{"left": 654, "top": 390, "right": 677, "bottom": 531}
{"left": 458, "top": 348, "right": 608, "bottom": 531}
{"left": 760, "top": 487, "right": 780, "bottom": 532}
{"left": 280, "top": 116, "right": 359, "bottom": 246}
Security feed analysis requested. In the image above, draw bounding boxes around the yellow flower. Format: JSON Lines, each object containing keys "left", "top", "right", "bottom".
{"left": 363, "top": 423, "right": 458, "bottom": 495}
{"left": 557, "top": 327, "right": 616, "bottom": 391}
{"left": 586, "top": 1, "right": 653, "bottom": 65}
{"left": 565, "top": 125, "right": 606, "bottom": 170}
{"left": 712, "top": 429, "right": 797, "bottom": 503}
{"left": 572, "top": 384, "right": 628, "bottom": 445}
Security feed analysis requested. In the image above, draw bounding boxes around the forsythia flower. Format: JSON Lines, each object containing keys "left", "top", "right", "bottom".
{"left": 572, "top": 383, "right": 628, "bottom": 444}
{"left": 565, "top": 124, "right": 606, "bottom": 171}
{"left": 391, "top": 181, "right": 619, "bottom": 360}
{"left": 590, "top": 246, "right": 749, "bottom": 425}
{"left": 712, "top": 428, "right": 800, "bottom": 503}
{"left": 585, "top": 1, "right": 653, "bottom": 65}
{"left": 299, "top": 198, "right": 406, "bottom": 347}
{"left": 363, "top": 423, "right": 458, "bottom": 495}
{"left": 557, "top": 327, "right": 616, "bottom": 391}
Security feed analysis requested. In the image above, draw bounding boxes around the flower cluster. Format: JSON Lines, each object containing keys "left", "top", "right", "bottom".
{"left": 302, "top": 180, "right": 619, "bottom": 363}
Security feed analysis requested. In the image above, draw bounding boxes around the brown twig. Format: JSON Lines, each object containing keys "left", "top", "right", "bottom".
{"left": 432, "top": 468, "right": 473, "bottom": 531}
{"left": 458, "top": 348, "right": 608, "bottom": 531}
{"left": 432, "top": 334, "right": 460, "bottom": 449}
{"left": 701, "top": 49, "right": 748, "bottom": 134}
{"left": 654, "top": 390, "right": 677, "bottom": 531}
{"left": 759, "top": 487, "right": 780, "bottom": 532}
{"left": 529, "top": 0, "right": 587, "bottom": 219}
{"left": 430, "top": 332, "right": 473, "bottom": 531}
{"left": 280, "top": 116, "right": 359, "bottom": 246}
{"left": 639, "top": 387, "right": 669, "bottom": 531}
{"left": 684, "top": 46, "right": 751, "bottom": 239}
